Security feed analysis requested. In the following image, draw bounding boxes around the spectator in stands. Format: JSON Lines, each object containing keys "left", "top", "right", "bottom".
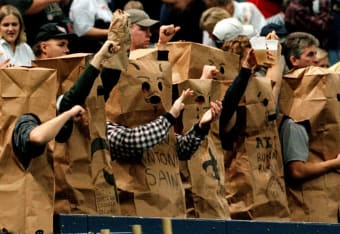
{"left": 69, "top": 0, "right": 112, "bottom": 53}
{"left": 126, "top": 9, "right": 160, "bottom": 50}
{"left": 33, "top": 22, "right": 76, "bottom": 59}
{"left": 212, "top": 17, "right": 256, "bottom": 48}
{"left": 206, "top": 0, "right": 267, "bottom": 36}
{"left": 7, "top": 0, "right": 73, "bottom": 47}
{"left": 218, "top": 29, "right": 287, "bottom": 219}
{"left": 279, "top": 31, "right": 340, "bottom": 223}
{"left": 200, "top": 6, "right": 231, "bottom": 47}
{"left": 282, "top": 32, "right": 319, "bottom": 71}
{"left": 0, "top": 5, "right": 34, "bottom": 66}
{"left": 13, "top": 105, "right": 85, "bottom": 169}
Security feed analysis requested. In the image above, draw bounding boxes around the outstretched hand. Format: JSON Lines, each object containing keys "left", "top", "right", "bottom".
{"left": 169, "top": 88, "right": 194, "bottom": 118}
{"left": 199, "top": 100, "right": 222, "bottom": 128}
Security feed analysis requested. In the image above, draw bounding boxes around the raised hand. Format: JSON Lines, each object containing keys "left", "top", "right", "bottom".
{"left": 68, "top": 105, "right": 86, "bottom": 122}
{"left": 242, "top": 48, "right": 257, "bottom": 69}
{"left": 199, "top": 100, "right": 222, "bottom": 127}
{"left": 157, "top": 24, "right": 181, "bottom": 49}
{"left": 200, "top": 65, "right": 219, "bottom": 79}
{"left": 169, "top": 88, "right": 194, "bottom": 118}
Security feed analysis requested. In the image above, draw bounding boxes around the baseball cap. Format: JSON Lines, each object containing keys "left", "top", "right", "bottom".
{"left": 125, "top": 9, "right": 159, "bottom": 27}
{"left": 35, "top": 23, "right": 76, "bottom": 43}
{"left": 260, "top": 23, "right": 288, "bottom": 42}
{"left": 213, "top": 18, "right": 255, "bottom": 42}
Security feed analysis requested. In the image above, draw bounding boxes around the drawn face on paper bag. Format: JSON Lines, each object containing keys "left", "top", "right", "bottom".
{"left": 178, "top": 79, "right": 220, "bottom": 131}
{"left": 119, "top": 57, "right": 172, "bottom": 120}
{"left": 166, "top": 42, "right": 239, "bottom": 83}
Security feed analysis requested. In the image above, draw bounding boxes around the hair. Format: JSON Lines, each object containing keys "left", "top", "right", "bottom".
{"left": 199, "top": 7, "right": 230, "bottom": 33}
{"left": 124, "top": 1, "right": 144, "bottom": 10}
{"left": 32, "top": 42, "right": 42, "bottom": 57}
{"left": 221, "top": 35, "right": 251, "bottom": 61}
{"left": 316, "top": 47, "right": 327, "bottom": 60}
{"left": 0, "top": 5, "right": 27, "bottom": 45}
{"left": 283, "top": 32, "right": 319, "bottom": 69}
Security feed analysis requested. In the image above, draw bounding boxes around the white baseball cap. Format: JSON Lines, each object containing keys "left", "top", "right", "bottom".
{"left": 213, "top": 18, "right": 255, "bottom": 42}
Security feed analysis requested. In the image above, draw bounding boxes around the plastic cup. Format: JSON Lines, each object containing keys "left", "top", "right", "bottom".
{"left": 266, "top": 39, "right": 279, "bottom": 64}
{"left": 250, "top": 36, "right": 267, "bottom": 65}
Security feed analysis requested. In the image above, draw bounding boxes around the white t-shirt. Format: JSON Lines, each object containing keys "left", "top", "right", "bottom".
{"left": 69, "top": 0, "right": 112, "bottom": 37}
{"left": 233, "top": 1, "right": 267, "bottom": 35}
{"left": 0, "top": 39, "right": 35, "bottom": 66}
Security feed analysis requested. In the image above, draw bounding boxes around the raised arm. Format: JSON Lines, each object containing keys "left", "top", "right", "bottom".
{"left": 12, "top": 105, "right": 85, "bottom": 168}
{"left": 264, "top": 31, "right": 283, "bottom": 106}
{"left": 107, "top": 89, "right": 193, "bottom": 161}
{"left": 29, "top": 105, "right": 85, "bottom": 145}
{"left": 219, "top": 48, "right": 256, "bottom": 149}
{"left": 25, "top": 0, "right": 61, "bottom": 15}
{"left": 58, "top": 40, "right": 120, "bottom": 113}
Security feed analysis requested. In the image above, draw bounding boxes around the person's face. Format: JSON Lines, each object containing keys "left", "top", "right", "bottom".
{"left": 130, "top": 24, "right": 152, "bottom": 51}
{"left": 290, "top": 45, "right": 318, "bottom": 69}
{"left": 315, "top": 57, "right": 329, "bottom": 68}
{"left": 40, "top": 38, "right": 70, "bottom": 58}
{"left": 0, "top": 14, "right": 20, "bottom": 46}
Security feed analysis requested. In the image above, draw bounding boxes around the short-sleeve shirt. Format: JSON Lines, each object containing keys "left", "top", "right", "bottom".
{"left": 12, "top": 114, "right": 46, "bottom": 168}
{"left": 279, "top": 118, "right": 309, "bottom": 165}
{"left": 0, "top": 40, "right": 35, "bottom": 66}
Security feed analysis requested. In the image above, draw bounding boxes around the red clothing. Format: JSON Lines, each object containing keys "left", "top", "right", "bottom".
{"left": 247, "top": 0, "right": 281, "bottom": 18}
{"left": 284, "top": 0, "right": 333, "bottom": 49}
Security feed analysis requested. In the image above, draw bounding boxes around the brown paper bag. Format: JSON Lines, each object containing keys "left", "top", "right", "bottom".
{"left": 106, "top": 53, "right": 172, "bottom": 126}
{"left": 33, "top": 53, "right": 92, "bottom": 94}
{"left": 0, "top": 67, "right": 57, "bottom": 233}
{"left": 34, "top": 55, "right": 120, "bottom": 215}
{"left": 106, "top": 55, "right": 186, "bottom": 217}
{"left": 177, "top": 79, "right": 231, "bottom": 219}
{"left": 165, "top": 42, "right": 240, "bottom": 83}
{"left": 224, "top": 77, "right": 290, "bottom": 220}
{"left": 102, "top": 9, "right": 131, "bottom": 70}
{"left": 280, "top": 66, "right": 340, "bottom": 222}
{"left": 128, "top": 42, "right": 239, "bottom": 83}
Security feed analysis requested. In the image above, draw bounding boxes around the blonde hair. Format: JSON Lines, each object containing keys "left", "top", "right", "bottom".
{"left": 316, "top": 47, "right": 327, "bottom": 60}
{"left": 0, "top": 5, "right": 27, "bottom": 45}
{"left": 221, "top": 35, "right": 251, "bottom": 61}
{"left": 124, "top": 1, "right": 144, "bottom": 10}
{"left": 200, "top": 7, "right": 230, "bottom": 33}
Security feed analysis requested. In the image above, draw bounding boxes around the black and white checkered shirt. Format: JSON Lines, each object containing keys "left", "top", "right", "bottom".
{"left": 107, "top": 113, "right": 210, "bottom": 161}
